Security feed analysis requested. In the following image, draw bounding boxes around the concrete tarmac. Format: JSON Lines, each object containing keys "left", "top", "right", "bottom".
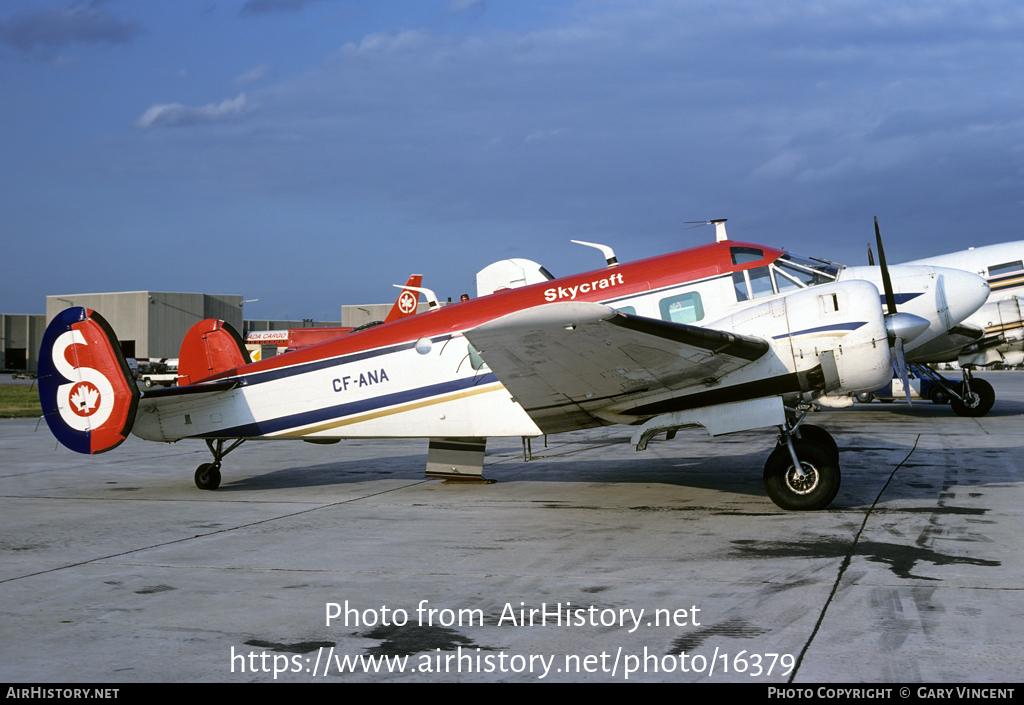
{"left": 1, "top": 372, "right": 1022, "bottom": 683}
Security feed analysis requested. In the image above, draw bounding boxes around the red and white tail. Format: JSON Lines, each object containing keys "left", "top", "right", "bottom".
{"left": 384, "top": 274, "right": 423, "bottom": 323}
{"left": 38, "top": 308, "right": 139, "bottom": 454}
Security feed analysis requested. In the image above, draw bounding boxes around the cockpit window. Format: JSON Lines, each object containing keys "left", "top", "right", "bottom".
{"left": 774, "top": 253, "right": 839, "bottom": 285}
{"left": 733, "top": 252, "right": 839, "bottom": 303}
{"left": 731, "top": 247, "right": 764, "bottom": 265}
{"left": 732, "top": 272, "right": 749, "bottom": 302}
{"left": 732, "top": 266, "right": 776, "bottom": 302}
{"left": 748, "top": 266, "right": 774, "bottom": 298}
{"left": 989, "top": 261, "right": 1022, "bottom": 277}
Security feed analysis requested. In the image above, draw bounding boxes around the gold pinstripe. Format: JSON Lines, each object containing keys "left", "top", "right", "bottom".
{"left": 272, "top": 382, "right": 505, "bottom": 438}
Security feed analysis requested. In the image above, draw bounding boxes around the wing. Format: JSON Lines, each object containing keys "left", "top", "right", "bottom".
{"left": 465, "top": 301, "right": 770, "bottom": 434}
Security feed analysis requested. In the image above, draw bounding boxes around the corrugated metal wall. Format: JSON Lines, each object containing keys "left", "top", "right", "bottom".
{"left": 45, "top": 292, "right": 242, "bottom": 360}
{"left": 0, "top": 314, "right": 45, "bottom": 372}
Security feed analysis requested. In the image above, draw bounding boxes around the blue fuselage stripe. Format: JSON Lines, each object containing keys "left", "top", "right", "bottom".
{"left": 197, "top": 371, "right": 498, "bottom": 438}
{"left": 773, "top": 322, "right": 867, "bottom": 340}
{"left": 236, "top": 335, "right": 454, "bottom": 388}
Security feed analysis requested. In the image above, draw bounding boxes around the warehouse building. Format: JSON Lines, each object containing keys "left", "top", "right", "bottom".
{"left": 45, "top": 292, "right": 243, "bottom": 360}
{"left": 8, "top": 292, "right": 427, "bottom": 374}
{"left": 0, "top": 314, "right": 45, "bottom": 372}
{"left": 243, "top": 319, "right": 342, "bottom": 335}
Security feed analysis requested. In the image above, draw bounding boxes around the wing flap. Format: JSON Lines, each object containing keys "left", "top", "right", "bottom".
{"left": 465, "top": 302, "right": 769, "bottom": 433}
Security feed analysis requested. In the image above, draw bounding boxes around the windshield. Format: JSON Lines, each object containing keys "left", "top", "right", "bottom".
{"left": 733, "top": 252, "right": 841, "bottom": 302}
{"left": 773, "top": 253, "right": 839, "bottom": 288}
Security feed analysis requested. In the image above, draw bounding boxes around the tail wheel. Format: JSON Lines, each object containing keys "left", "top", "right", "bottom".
{"left": 929, "top": 387, "right": 950, "bottom": 405}
{"left": 951, "top": 379, "right": 995, "bottom": 417}
{"left": 763, "top": 439, "right": 841, "bottom": 511}
{"left": 195, "top": 463, "right": 222, "bottom": 490}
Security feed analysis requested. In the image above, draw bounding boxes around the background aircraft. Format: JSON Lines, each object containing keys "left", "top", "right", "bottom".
{"left": 37, "top": 231, "right": 988, "bottom": 511}
{"left": 244, "top": 275, "right": 425, "bottom": 360}
{"left": 860, "top": 239, "right": 1024, "bottom": 415}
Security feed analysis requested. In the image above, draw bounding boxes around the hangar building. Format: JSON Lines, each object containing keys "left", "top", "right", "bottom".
{"left": 1, "top": 314, "right": 45, "bottom": 372}
{"left": 45, "top": 292, "right": 243, "bottom": 360}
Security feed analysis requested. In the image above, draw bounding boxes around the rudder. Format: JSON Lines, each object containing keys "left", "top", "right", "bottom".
{"left": 37, "top": 307, "right": 140, "bottom": 454}
{"left": 177, "top": 319, "right": 250, "bottom": 385}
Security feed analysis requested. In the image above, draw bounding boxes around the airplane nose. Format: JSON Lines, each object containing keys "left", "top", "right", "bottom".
{"left": 939, "top": 267, "right": 990, "bottom": 327}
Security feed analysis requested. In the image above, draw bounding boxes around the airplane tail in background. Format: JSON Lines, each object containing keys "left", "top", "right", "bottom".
{"left": 37, "top": 307, "right": 140, "bottom": 454}
{"left": 176, "top": 319, "right": 250, "bottom": 386}
{"left": 384, "top": 274, "right": 423, "bottom": 323}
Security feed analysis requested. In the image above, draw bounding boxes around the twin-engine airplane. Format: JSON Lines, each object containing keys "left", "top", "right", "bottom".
{"left": 38, "top": 222, "right": 989, "bottom": 511}
{"left": 861, "top": 238, "right": 1024, "bottom": 416}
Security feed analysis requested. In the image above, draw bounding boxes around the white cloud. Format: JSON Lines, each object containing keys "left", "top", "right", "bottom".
{"left": 134, "top": 94, "right": 251, "bottom": 129}
{"left": 234, "top": 64, "right": 274, "bottom": 86}
{"left": 333, "top": 30, "right": 432, "bottom": 58}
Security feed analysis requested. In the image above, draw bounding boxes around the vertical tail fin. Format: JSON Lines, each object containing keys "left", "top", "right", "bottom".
{"left": 177, "top": 319, "right": 250, "bottom": 386}
{"left": 384, "top": 274, "right": 423, "bottom": 323}
{"left": 37, "top": 308, "right": 140, "bottom": 454}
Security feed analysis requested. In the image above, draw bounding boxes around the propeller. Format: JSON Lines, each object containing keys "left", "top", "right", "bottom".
{"left": 874, "top": 216, "right": 929, "bottom": 405}
{"left": 867, "top": 243, "right": 875, "bottom": 266}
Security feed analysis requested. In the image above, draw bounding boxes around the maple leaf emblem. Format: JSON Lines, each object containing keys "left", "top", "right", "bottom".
{"left": 69, "top": 382, "right": 100, "bottom": 417}
{"left": 399, "top": 292, "right": 416, "bottom": 313}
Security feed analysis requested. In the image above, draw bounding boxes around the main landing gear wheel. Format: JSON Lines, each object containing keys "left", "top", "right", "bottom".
{"left": 794, "top": 424, "right": 839, "bottom": 459}
{"left": 195, "top": 462, "right": 221, "bottom": 490}
{"left": 763, "top": 439, "right": 841, "bottom": 511}
{"left": 951, "top": 378, "right": 995, "bottom": 418}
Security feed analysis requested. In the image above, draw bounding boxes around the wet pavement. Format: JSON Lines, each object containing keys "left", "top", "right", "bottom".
{"left": 1, "top": 372, "right": 1021, "bottom": 682}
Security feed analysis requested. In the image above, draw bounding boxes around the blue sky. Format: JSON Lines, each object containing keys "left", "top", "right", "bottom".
{"left": 3, "top": 0, "right": 1023, "bottom": 320}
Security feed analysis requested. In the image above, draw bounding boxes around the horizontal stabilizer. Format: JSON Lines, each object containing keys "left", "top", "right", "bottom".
{"left": 141, "top": 380, "right": 240, "bottom": 399}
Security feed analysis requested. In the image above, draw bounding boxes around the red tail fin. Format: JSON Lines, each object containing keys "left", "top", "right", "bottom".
{"left": 38, "top": 308, "right": 139, "bottom": 454}
{"left": 177, "top": 319, "right": 250, "bottom": 386}
{"left": 384, "top": 274, "right": 423, "bottom": 323}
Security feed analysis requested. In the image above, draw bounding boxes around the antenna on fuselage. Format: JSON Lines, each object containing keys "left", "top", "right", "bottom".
{"left": 683, "top": 218, "right": 729, "bottom": 242}
{"left": 570, "top": 240, "right": 619, "bottom": 267}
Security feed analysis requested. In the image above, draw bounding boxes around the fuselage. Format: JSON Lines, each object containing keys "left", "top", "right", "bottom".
{"left": 130, "top": 240, "right": 988, "bottom": 443}
{"left": 903, "top": 241, "right": 1024, "bottom": 366}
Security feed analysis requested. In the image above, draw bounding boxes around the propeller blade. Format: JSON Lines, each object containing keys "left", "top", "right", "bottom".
{"left": 893, "top": 337, "right": 912, "bottom": 405}
{"left": 867, "top": 243, "right": 875, "bottom": 267}
{"left": 874, "top": 216, "right": 897, "bottom": 316}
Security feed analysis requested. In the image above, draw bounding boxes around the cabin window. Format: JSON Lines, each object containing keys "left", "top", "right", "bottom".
{"left": 989, "top": 261, "right": 1022, "bottom": 277}
{"left": 730, "top": 247, "right": 764, "bottom": 265}
{"left": 659, "top": 292, "right": 704, "bottom": 324}
{"left": 615, "top": 306, "right": 637, "bottom": 315}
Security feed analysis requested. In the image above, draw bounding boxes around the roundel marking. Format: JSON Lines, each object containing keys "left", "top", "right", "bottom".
{"left": 52, "top": 329, "right": 116, "bottom": 433}
{"left": 68, "top": 381, "right": 102, "bottom": 418}
{"left": 398, "top": 291, "right": 417, "bottom": 314}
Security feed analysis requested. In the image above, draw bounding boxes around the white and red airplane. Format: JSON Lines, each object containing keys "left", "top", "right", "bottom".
{"left": 857, "top": 238, "right": 1024, "bottom": 415}
{"left": 37, "top": 222, "right": 989, "bottom": 511}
